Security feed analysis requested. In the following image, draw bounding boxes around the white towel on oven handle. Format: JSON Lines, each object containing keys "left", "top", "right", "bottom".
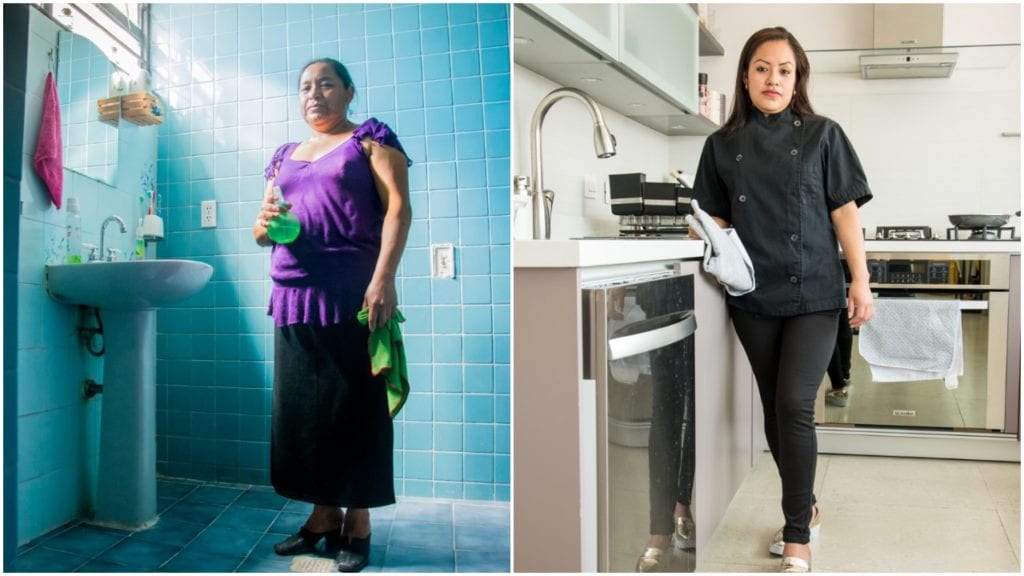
{"left": 858, "top": 298, "right": 963, "bottom": 389}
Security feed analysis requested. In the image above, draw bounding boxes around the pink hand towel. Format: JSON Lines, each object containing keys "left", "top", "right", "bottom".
{"left": 33, "top": 71, "right": 64, "bottom": 209}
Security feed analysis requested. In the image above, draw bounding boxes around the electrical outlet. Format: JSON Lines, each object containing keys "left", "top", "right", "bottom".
{"left": 430, "top": 243, "right": 455, "bottom": 279}
{"left": 200, "top": 200, "right": 217, "bottom": 228}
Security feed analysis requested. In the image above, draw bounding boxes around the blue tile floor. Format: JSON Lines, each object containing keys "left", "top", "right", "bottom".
{"left": 15, "top": 479, "right": 511, "bottom": 572}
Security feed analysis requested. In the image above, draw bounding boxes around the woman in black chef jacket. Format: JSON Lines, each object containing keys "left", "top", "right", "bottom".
{"left": 690, "top": 27, "right": 873, "bottom": 573}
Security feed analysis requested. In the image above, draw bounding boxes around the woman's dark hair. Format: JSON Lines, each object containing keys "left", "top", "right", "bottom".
{"left": 299, "top": 57, "right": 356, "bottom": 94}
{"left": 720, "top": 27, "right": 814, "bottom": 137}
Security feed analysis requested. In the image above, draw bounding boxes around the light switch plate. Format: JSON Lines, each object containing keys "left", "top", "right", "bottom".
{"left": 583, "top": 175, "right": 599, "bottom": 199}
{"left": 200, "top": 200, "right": 216, "bottom": 228}
{"left": 430, "top": 243, "right": 455, "bottom": 279}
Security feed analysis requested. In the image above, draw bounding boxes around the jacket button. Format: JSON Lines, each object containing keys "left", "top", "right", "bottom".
{"left": 736, "top": 154, "right": 743, "bottom": 161}
{"left": 790, "top": 149, "right": 799, "bottom": 156}
{"left": 738, "top": 195, "right": 747, "bottom": 203}
{"left": 789, "top": 276, "right": 798, "bottom": 284}
{"left": 794, "top": 120, "right": 802, "bottom": 127}
{"left": 790, "top": 234, "right": 798, "bottom": 241}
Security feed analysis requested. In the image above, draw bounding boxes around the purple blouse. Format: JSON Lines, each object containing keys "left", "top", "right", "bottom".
{"left": 263, "top": 118, "right": 411, "bottom": 327}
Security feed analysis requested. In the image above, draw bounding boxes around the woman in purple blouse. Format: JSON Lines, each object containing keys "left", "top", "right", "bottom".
{"left": 253, "top": 58, "right": 412, "bottom": 572}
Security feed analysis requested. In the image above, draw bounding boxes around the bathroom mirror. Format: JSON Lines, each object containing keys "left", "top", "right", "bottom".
{"left": 57, "top": 29, "right": 118, "bottom": 187}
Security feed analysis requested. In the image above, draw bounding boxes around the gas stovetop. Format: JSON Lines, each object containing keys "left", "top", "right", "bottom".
{"left": 873, "top": 226, "right": 1018, "bottom": 241}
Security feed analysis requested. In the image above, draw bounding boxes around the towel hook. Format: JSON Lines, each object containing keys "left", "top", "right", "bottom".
{"left": 47, "top": 48, "right": 54, "bottom": 72}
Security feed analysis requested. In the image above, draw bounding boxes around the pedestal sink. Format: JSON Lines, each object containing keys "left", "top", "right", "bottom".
{"left": 45, "top": 259, "right": 213, "bottom": 530}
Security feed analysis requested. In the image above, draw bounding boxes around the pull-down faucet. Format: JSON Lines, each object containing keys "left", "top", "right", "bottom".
{"left": 99, "top": 215, "right": 127, "bottom": 261}
{"left": 527, "top": 87, "right": 617, "bottom": 239}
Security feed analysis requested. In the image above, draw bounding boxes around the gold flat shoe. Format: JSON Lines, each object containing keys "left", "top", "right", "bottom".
{"left": 769, "top": 505, "right": 821, "bottom": 556}
{"left": 635, "top": 547, "right": 668, "bottom": 572}
{"left": 672, "top": 516, "right": 696, "bottom": 550}
{"left": 781, "top": 556, "right": 810, "bottom": 573}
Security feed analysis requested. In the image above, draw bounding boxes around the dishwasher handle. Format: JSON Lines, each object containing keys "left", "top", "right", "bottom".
{"left": 608, "top": 311, "right": 696, "bottom": 361}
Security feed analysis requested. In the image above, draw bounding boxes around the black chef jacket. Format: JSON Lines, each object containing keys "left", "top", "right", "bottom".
{"left": 692, "top": 107, "right": 872, "bottom": 316}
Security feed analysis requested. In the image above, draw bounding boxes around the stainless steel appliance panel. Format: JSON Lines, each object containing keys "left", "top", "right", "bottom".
{"left": 584, "top": 273, "right": 696, "bottom": 572}
{"left": 822, "top": 252, "right": 1013, "bottom": 433}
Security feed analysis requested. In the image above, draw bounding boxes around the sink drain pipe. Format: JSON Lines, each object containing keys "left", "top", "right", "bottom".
{"left": 83, "top": 378, "right": 103, "bottom": 398}
{"left": 78, "top": 305, "right": 105, "bottom": 357}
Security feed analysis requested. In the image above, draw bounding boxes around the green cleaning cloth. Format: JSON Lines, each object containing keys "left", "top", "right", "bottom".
{"left": 357, "top": 307, "right": 409, "bottom": 418}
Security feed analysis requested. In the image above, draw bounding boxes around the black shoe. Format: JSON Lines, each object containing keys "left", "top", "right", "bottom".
{"left": 335, "top": 534, "right": 371, "bottom": 572}
{"left": 274, "top": 526, "right": 343, "bottom": 556}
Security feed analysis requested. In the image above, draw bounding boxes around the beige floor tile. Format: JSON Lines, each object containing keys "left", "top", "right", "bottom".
{"left": 734, "top": 452, "right": 781, "bottom": 499}
{"left": 705, "top": 455, "right": 1021, "bottom": 573}
{"left": 811, "top": 501, "right": 1019, "bottom": 572}
{"left": 698, "top": 559, "right": 780, "bottom": 572}
{"left": 819, "top": 455, "right": 993, "bottom": 511}
{"left": 998, "top": 507, "right": 1021, "bottom": 564}
{"left": 700, "top": 493, "right": 784, "bottom": 565}
{"left": 978, "top": 461, "right": 1021, "bottom": 510}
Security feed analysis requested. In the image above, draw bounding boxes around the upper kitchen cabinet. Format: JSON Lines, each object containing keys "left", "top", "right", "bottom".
{"left": 620, "top": 4, "right": 699, "bottom": 114}
{"left": 529, "top": 3, "right": 619, "bottom": 61}
{"left": 515, "top": 3, "right": 721, "bottom": 136}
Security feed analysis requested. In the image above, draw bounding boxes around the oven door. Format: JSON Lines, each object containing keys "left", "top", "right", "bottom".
{"left": 583, "top": 273, "right": 696, "bottom": 572}
{"left": 816, "top": 291, "right": 1010, "bottom": 431}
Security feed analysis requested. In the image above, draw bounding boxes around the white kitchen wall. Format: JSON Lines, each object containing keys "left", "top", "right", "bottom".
{"left": 513, "top": 66, "right": 672, "bottom": 240}
{"left": 670, "top": 3, "right": 1021, "bottom": 236}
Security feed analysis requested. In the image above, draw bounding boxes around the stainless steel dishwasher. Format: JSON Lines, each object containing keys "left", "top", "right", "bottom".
{"left": 583, "top": 270, "right": 697, "bottom": 572}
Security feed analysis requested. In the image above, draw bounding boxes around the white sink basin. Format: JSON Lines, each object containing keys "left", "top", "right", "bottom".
{"left": 43, "top": 258, "right": 214, "bottom": 529}
{"left": 45, "top": 259, "right": 213, "bottom": 310}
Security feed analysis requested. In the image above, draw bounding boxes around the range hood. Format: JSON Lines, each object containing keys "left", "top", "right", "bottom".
{"left": 860, "top": 4, "right": 958, "bottom": 79}
{"left": 860, "top": 52, "right": 959, "bottom": 79}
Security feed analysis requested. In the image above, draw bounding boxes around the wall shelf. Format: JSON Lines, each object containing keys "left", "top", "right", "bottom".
{"left": 698, "top": 23, "right": 724, "bottom": 56}
{"left": 96, "top": 97, "right": 120, "bottom": 126}
{"left": 96, "top": 91, "right": 163, "bottom": 127}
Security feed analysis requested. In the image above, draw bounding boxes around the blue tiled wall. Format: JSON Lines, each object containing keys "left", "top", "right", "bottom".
{"left": 15, "top": 7, "right": 160, "bottom": 544}
{"left": 151, "top": 3, "right": 510, "bottom": 501}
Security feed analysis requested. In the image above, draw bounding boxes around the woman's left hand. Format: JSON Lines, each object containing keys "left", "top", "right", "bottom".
{"left": 846, "top": 278, "right": 874, "bottom": 328}
{"left": 363, "top": 275, "right": 398, "bottom": 331}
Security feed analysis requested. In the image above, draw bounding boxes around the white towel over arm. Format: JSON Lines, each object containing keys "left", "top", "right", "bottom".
{"left": 685, "top": 199, "right": 756, "bottom": 297}
{"left": 858, "top": 298, "right": 964, "bottom": 389}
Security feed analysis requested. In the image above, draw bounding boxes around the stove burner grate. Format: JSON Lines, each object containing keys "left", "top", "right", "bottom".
{"left": 946, "top": 225, "right": 1016, "bottom": 240}
{"left": 875, "top": 226, "right": 932, "bottom": 240}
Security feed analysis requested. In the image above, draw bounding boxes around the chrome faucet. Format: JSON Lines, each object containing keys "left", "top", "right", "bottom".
{"left": 527, "top": 87, "right": 617, "bottom": 239}
{"left": 99, "top": 215, "right": 127, "bottom": 261}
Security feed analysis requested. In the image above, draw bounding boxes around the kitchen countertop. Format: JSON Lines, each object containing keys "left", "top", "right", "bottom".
{"left": 514, "top": 238, "right": 1021, "bottom": 268}
{"left": 514, "top": 238, "right": 705, "bottom": 268}
{"left": 863, "top": 240, "right": 1021, "bottom": 254}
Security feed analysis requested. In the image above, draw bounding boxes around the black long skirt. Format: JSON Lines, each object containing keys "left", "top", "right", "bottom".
{"left": 271, "top": 320, "right": 395, "bottom": 508}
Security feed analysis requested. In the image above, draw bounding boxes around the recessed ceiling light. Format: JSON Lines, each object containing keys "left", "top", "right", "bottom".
{"left": 671, "top": 124, "right": 687, "bottom": 130}
{"left": 627, "top": 102, "right": 644, "bottom": 109}
{"left": 579, "top": 77, "right": 602, "bottom": 83}
{"left": 513, "top": 36, "right": 534, "bottom": 45}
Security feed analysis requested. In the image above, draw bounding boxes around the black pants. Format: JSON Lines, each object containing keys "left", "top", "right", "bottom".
{"left": 648, "top": 342, "right": 696, "bottom": 535}
{"left": 730, "top": 307, "right": 839, "bottom": 544}
{"left": 826, "top": 312, "right": 853, "bottom": 389}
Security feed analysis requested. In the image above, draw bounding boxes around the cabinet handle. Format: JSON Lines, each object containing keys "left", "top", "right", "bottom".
{"left": 608, "top": 311, "right": 696, "bottom": 360}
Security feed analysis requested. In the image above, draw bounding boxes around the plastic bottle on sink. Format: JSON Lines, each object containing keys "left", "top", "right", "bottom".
{"left": 65, "top": 197, "right": 82, "bottom": 263}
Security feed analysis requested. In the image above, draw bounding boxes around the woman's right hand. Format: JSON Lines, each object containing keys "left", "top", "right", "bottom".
{"left": 254, "top": 178, "right": 289, "bottom": 246}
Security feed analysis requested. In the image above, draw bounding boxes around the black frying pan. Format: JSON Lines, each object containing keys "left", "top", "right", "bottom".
{"left": 948, "top": 214, "right": 1011, "bottom": 228}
